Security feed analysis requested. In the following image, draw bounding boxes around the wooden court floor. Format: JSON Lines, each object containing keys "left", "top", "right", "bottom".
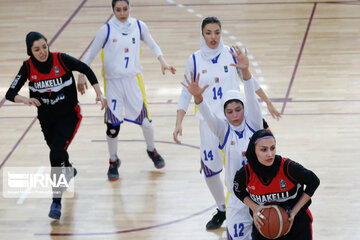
{"left": 0, "top": 0, "right": 360, "bottom": 239}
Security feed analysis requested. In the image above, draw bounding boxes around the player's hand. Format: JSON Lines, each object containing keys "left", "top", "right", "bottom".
{"left": 161, "top": 63, "right": 176, "bottom": 75}
{"left": 96, "top": 94, "right": 107, "bottom": 110}
{"left": 284, "top": 210, "right": 295, "bottom": 235}
{"left": 182, "top": 72, "right": 208, "bottom": 98}
{"left": 173, "top": 126, "right": 183, "bottom": 144}
{"left": 252, "top": 205, "right": 271, "bottom": 231}
{"left": 229, "top": 45, "right": 249, "bottom": 71}
{"left": 267, "top": 103, "right": 281, "bottom": 120}
{"left": 24, "top": 97, "right": 41, "bottom": 107}
{"left": 77, "top": 74, "right": 88, "bottom": 95}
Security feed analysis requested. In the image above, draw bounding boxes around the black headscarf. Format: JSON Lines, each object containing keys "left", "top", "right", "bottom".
{"left": 25, "top": 31, "right": 53, "bottom": 73}
{"left": 245, "top": 129, "right": 282, "bottom": 185}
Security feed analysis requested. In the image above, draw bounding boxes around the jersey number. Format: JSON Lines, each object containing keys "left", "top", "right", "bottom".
{"left": 124, "top": 57, "right": 129, "bottom": 68}
{"left": 233, "top": 223, "right": 244, "bottom": 237}
{"left": 203, "top": 150, "right": 214, "bottom": 161}
{"left": 212, "top": 87, "right": 223, "bottom": 100}
{"left": 112, "top": 99, "right": 117, "bottom": 111}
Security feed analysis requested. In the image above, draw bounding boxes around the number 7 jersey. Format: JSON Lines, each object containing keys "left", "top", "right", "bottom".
{"left": 102, "top": 19, "right": 143, "bottom": 80}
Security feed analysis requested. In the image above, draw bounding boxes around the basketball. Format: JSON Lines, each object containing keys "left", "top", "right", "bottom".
{"left": 257, "top": 205, "right": 290, "bottom": 239}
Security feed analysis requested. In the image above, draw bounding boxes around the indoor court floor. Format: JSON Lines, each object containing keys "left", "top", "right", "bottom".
{"left": 0, "top": 0, "right": 359, "bottom": 239}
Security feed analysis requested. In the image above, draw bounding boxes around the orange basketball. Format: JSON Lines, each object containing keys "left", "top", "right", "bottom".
{"left": 257, "top": 205, "right": 290, "bottom": 239}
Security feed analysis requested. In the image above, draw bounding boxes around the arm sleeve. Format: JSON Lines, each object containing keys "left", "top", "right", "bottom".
{"left": 237, "top": 70, "right": 260, "bottom": 91}
{"left": 233, "top": 167, "right": 250, "bottom": 202}
{"left": 287, "top": 161, "right": 320, "bottom": 197}
{"left": 196, "top": 99, "right": 227, "bottom": 143}
{"left": 177, "top": 55, "right": 194, "bottom": 112}
{"left": 244, "top": 77, "right": 263, "bottom": 130}
{"left": 83, "top": 24, "right": 108, "bottom": 66}
{"left": 140, "top": 21, "right": 163, "bottom": 58}
{"left": 5, "top": 64, "right": 28, "bottom": 102}
{"left": 60, "top": 53, "right": 99, "bottom": 85}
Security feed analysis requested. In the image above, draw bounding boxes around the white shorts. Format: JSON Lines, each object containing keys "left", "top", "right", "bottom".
{"left": 200, "top": 120, "right": 224, "bottom": 177}
{"left": 104, "top": 73, "right": 151, "bottom": 126}
{"left": 226, "top": 193, "right": 253, "bottom": 240}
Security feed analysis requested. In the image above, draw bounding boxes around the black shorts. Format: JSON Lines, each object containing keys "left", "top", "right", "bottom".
{"left": 39, "top": 105, "right": 82, "bottom": 153}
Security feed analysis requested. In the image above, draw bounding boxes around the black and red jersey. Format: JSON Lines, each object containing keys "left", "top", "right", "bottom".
{"left": 245, "top": 158, "right": 302, "bottom": 211}
{"left": 26, "top": 52, "right": 78, "bottom": 118}
{"left": 234, "top": 157, "right": 319, "bottom": 212}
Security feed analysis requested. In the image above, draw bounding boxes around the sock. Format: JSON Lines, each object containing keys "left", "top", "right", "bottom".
{"left": 106, "top": 135, "right": 118, "bottom": 162}
{"left": 141, "top": 118, "right": 155, "bottom": 152}
{"left": 204, "top": 173, "right": 226, "bottom": 212}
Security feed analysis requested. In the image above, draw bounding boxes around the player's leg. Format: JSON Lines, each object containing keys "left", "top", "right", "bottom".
{"left": 200, "top": 121, "right": 226, "bottom": 229}
{"left": 123, "top": 73, "right": 165, "bottom": 169}
{"left": 203, "top": 170, "right": 226, "bottom": 229}
{"left": 104, "top": 79, "right": 125, "bottom": 180}
{"left": 45, "top": 105, "right": 82, "bottom": 220}
{"left": 227, "top": 195, "right": 253, "bottom": 239}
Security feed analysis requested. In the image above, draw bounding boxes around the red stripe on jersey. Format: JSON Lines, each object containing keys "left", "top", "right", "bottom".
{"left": 306, "top": 208, "right": 313, "bottom": 239}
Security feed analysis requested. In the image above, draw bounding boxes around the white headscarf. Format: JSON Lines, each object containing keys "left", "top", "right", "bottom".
{"left": 109, "top": 1, "right": 135, "bottom": 34}
{"left": 200, "top": 18, "right": 224, "bottom": 61}
{"left": 221, "top": 90, "right": 247, "bottom": 131}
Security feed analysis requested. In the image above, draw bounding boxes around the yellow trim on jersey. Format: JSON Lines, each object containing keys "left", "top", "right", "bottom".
{"left": 101, "top": 49, "right": 107, "bottom": 94}
{"left": 136, "top": 73, "right": 151, "bottom": 121}
{"left": 225, "top": 191, "right": 230, "bottom": 208}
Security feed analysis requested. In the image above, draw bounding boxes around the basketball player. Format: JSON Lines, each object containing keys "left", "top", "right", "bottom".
{"left": 5, "top": 32, "right": 107, "bottom": 220}
{"left": 173, "top": 16, "right": 280, "bottom": 230}
{"left": 181, "top": 45, "right": 263, "bottom": 239}
{"left": 233, "top": 129, "right": 320, "bottom": 239}
{"left": 78, "top": 0, "right": 176, "bottom": 181}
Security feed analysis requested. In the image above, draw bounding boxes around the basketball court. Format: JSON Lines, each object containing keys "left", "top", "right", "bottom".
{"left": 0, "top": 0, "right": 359, "bottom": 239}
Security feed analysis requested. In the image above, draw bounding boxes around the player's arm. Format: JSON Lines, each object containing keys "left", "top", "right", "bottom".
{"left": 173, "top": 56, "right": 195, "bottom": 144}
{"left": 5, "top": 64, "right": 41, "bottom": 107}
{"left": 140, "top": 20, "right": 176, "bottom": 75}
{"left": 61, "top": 53, "right": 107, "bottom": 110}
{"left": 78, "top": 24, "right": 108, "bottom": 94}
{"left": 236, "top": 56, "right": 280, "bottom": 120}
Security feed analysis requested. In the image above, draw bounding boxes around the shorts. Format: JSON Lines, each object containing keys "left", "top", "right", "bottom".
{"left": 200, "top": 120, "right": 224, "bottom": 177}
{"left": 226, "top": 193, "right": 253, "bottom": 240}
{"left": 104, "top": 73, "right": 151, "bottom": 126}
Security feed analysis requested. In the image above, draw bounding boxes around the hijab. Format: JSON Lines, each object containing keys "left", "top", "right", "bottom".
{"left": 25, "top": 31, "right": 53, "bottom": 74}
{"left": 109, "top": 1, "right": 135, "bottom": 34}
{"left": 245, "top": 129, "right": 282, "bottom": 185}
{"left": 200, "top": 18, "right": 224, "bottom": 61}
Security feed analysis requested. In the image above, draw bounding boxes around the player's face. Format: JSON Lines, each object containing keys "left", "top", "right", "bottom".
{"left": 255, "top": 138, "right": 276, "bottom": 167}
{"left": 225, "top": 101, "right": 244, "bottom": 126}
{"left": 202, "top": 23, "right": 221, "bottom": 49}
{"left": 31, "top": 38, "right": 49, "bottom": 62}
{"left": 113, "top": 1, "right": 130, "bottom": 22}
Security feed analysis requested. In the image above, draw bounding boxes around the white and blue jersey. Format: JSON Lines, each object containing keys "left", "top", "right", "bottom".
{"left": 178, "top": 45, "right": 241, "bottom": 174}
{"left": 83, "top": 18, "right": 163, "bottom": 125}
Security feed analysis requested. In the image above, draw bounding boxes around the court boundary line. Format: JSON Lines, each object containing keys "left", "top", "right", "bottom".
{"left": 281, "top": 3, "right": 317, "bottom": 114}
{"left": 35, "top": 204, "right": 215, "bottom": 236}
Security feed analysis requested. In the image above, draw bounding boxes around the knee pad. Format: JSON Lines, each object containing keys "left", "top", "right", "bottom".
{"left": 106, "top": 123, "right": 120, "bottom": 138}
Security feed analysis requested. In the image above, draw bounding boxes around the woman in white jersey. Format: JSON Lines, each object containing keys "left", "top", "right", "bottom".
{"left": 182, "top": 45, "right": 263, "bottom": 239}
{"left": 79, "top": 0, "right": 176, "bottom": 181}
{"left": 173, "top": 16, "right": 279, "bottom": 229}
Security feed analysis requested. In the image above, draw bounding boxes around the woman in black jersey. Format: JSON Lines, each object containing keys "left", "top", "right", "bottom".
{"left": 5, "top": 32, "right": 107, "bottom": 220}
{"left": 233, "top": 129, "right": 320, "bottom": 240}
